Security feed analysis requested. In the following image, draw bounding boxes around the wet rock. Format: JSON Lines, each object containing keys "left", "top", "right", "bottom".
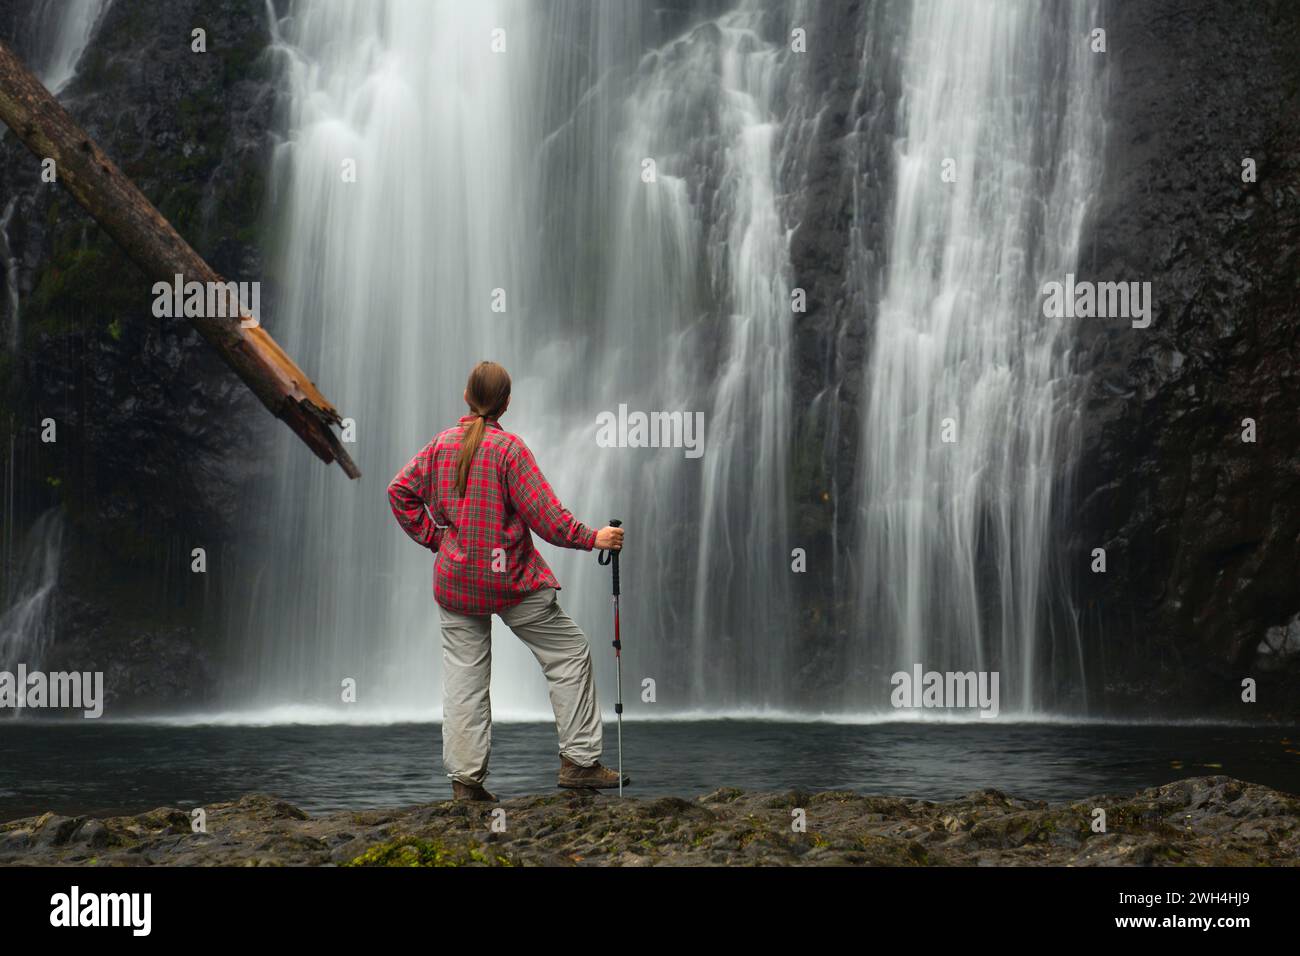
{"left": 0, "top": 775, "right": 1293, "bottom": 867}
{"left": 70, "top": 818, "right": 110, "bottom": 849}
{"left": 1256, "top": 614, "right": 1300, "bottom": 672}
{"left": 31, "top": 813, "right": 83, "bottom": 847}
{"left": 1073, "top": 0, "right": 1300, "bottom": 717}
{"left": 0, "top": 829, "right": 31, "bottom": 853}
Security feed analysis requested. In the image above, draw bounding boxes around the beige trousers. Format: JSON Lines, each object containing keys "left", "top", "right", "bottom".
{"left": 437, "top": 587, "right": 603, "bottom": 785}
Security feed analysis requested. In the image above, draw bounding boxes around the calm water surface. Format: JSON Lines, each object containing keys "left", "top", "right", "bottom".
{"left": 1, "top": 719, "right": 1297, "bottom": 820}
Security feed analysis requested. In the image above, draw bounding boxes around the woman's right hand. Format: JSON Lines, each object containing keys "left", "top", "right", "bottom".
{"left": 594, "top": 525, "right": 624, "bottom": 551}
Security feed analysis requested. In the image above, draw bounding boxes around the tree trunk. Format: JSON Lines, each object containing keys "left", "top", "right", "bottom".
{"left": 0, "top": 39, "right": 359, "bottom": 478}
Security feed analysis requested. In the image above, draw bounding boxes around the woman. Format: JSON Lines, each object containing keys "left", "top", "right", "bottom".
{"left": 387, "top": 360, "right": 627, "bottom": 801}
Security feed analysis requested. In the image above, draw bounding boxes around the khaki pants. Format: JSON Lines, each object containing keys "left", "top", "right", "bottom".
{"left": 437, "top": 587, "right": 603, "bottom": 785}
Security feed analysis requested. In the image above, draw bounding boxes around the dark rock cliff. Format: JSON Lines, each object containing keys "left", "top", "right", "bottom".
{"left": 0, "top": 0, "right": 279, "bottom": 707}
{"left": 780, "top": 0, "right": 902, "bottom": 701}
{"left": 1073, "top": 0, "right": 1300, "bottom": 715}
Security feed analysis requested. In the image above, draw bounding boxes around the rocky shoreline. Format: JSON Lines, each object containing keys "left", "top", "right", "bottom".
{"left": 1, "top": 775, "right": 1294, "bottom": 867}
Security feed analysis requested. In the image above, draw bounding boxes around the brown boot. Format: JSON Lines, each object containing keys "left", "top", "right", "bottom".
{"left": 451, "top": 780, "right": 499, "bottom": 802}
{"left": 558, "top": 755, "right": 630, "bottom": 789}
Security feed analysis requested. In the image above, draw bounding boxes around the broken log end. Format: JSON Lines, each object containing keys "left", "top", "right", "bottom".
{"left": 279, "top": 398, "right": 361, "bottom": 480}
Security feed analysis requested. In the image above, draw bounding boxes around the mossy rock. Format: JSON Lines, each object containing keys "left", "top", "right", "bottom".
{"left": 27, "top": 238, "right": 144, "bottom": 339}
{"left": 700, "top": 787, "right": 744, "bottom": 804}
{"left": 345, "top": 835, "right": 515, "bottom": 868}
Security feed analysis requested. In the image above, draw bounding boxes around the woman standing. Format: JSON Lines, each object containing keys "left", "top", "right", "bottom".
{"left": 387, "top": 361, "right": 627, "bottom": 801}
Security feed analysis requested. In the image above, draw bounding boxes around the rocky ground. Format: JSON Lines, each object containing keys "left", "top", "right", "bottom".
{"left": 1, "top": 775, "right": 1295, "bottom": 867}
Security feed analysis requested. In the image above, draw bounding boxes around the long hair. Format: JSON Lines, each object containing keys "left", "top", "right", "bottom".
{"left": 456, "top": 361, "right": 512, "bottom": 497}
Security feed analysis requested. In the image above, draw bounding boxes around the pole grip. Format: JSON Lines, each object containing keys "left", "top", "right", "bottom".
{"left": 609, "top": 518, "right": 620, "bottom": 597}
{"left": 597, "top": 518, "right": 621, "bottom": 596}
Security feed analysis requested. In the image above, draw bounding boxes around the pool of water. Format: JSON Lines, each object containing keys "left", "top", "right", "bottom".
{"left": 1, "top": 718, "right": 1297, "bottom": 820}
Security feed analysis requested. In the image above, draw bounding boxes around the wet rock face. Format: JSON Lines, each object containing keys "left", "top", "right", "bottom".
{"left": 0, "top": 1, "right": 39, "bottom": 57}
{"left": 783, "top": 0, "right": 904, "bottom": 701}
{"left": 1072, "top": 0, "right": 1300, "bottom": 711}
{"left": 0, "top": 776, "right": 1293, "bottom": 866}
{"left": 0, "top": 0, "right": 277, "bottom": 652}
{"left": 35, "top": 593, "right": 218, "bottom": 713}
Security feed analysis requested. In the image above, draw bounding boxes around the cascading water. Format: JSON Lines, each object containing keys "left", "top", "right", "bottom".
{"left": 561, "top": 2, "right": 801, "bottom": 707}
{"left": 233, "top": 0, "right": 1106, "bottom": 718}
{"left": 236, "top": 0, "right": 523, "bottom": 715}
{"left": 0, "top": 197, "right": 20, "bottom": 350}
{"left": 25, "top": 0, "right": 113, "bottom": 94}
{"left": 235, "top": 0, "right": 804, "bottom": 715}
{"left": 0, "top": 509, "right": 65, "bottom": 670}
{"left": 852, "top": 0, "right": 1106, "bottom": 713}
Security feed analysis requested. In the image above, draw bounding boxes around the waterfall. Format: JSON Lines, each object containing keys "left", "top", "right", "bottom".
{"left": 234, "top": 0, "right": 523, "bottom": 713}
{"left": 26, "top": 0, "right": 114, "bottom": 93}
{"left": 0, "top": 509, "right": 65, "bottom": 670}
{"left": 1, "top": 197, "right": 19, "bottom": 350}
{"left": 852, "top": 0, "right": 1106, "bottom": 712}
{"left": 233, "top": 0, "right": 1107, "bottom": 718}
{"left": 234, "top": 0, "right": 803, "bottom": 715}
{"left": 588, "top": 3, "right": 799, "bottom": 706}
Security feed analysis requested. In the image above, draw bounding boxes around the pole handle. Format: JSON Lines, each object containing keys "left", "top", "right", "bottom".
{"left": 597, "top": 518, "right": 621, "bottom": 596}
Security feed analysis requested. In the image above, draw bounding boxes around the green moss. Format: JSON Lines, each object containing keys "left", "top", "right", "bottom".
{"left": 736, "top": 826, "right": 773, "bottom": 849}
{"left": 156, "top": 182, "right": 205, "bottom": 240}
{"left": 221, "top": 27, "right": 273, "bottom": 86}
{"left": 26, "top": 238, "right": 143, "bottom": 341}
{"left": 1148, "top": 844, "right": 1188, "bottom": 863}
{"left": 345, "top": 836, "right": 515, "bottom": 868}
{"left": 854, "top": 832, "right": 935, "bottom": 865}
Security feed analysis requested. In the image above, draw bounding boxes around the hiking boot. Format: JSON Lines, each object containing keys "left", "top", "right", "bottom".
{"left": 452, "top": 780, "right": 499, "bottom": 802}
{"left": 558, "top": 756, "right": 630, "bottom": 789}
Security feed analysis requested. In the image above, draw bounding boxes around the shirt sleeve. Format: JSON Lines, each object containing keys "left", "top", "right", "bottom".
{"left": 504, "top": 438, "right": 597, "bottom": 551}
{"left": 387, "top": 441, "right": 444, "bottom": 551}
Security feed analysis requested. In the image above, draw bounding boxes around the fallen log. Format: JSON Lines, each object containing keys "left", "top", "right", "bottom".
{"left": 0, "top": 38, "right": 359, "bottom": 479}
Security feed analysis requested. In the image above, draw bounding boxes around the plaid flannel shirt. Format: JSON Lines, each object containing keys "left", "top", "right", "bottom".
{"left": 387, "top": 415, "right": 598, "bottom": 614}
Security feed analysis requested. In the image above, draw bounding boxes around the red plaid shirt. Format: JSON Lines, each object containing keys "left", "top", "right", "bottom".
{"left": 387, "top": 415, "right": 598, "bottom": 614}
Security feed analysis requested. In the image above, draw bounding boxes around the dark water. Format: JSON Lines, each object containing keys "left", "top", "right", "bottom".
{"left": 1, "top": 719, "right": 1298, "bottom": 820}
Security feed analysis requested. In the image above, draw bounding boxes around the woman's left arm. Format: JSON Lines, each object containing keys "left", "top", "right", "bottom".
{"left": 387, "top": 441, "right": 444, "bottom": 551}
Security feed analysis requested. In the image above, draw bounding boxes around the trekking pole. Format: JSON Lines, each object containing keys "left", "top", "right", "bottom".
{"left": 597, "top": 518, "right": 624, "bottom": 796}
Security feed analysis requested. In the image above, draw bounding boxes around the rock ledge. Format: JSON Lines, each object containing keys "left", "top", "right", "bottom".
{"left": 1, "top": 776, "right": 1295, "bottom": 867}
